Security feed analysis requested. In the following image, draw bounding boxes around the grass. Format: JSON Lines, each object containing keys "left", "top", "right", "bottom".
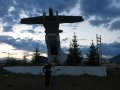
{"left": 0, "top": 67, "right": 120, "bottom": 90}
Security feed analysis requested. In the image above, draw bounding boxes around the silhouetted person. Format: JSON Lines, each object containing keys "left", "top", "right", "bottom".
{"left": 43, "top": 63, "right": 52, "bottom": 87}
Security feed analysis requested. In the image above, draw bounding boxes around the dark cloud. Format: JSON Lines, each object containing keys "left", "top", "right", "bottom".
{"left": 80, "top": 0, "right": 120, "bottom": 30}
{"left": 62, "top": 42, "right": 120, "bottom": 57}
{"left": 21, "top": 30, "right": 35, "bottom": 33}
{"left": 110, "top": 20, "right": 120, "bottom": 30}
{"left": 62, "top": 38, "right": 69, "bottom": 42}
{"left": 118, "top": 37, "right": 120, "bottom": 41}
{"left": 0, "top": 35, "right": 47, "bottom": 53}
{"left": 101, "top": 42, "right": 120, "bottom": 56}
{"left": 16, "top": 0, "right": 78, "bottom": 13}
{"left": 89, "top": 19, "right": 111, "bottom": 27}
{"left": 21, "top": 30, "right": 42, "bottom": 34}
{"left": 0, "top": 0, "right": 14, "bottom": 16}
{"left": 81, "top": 42, "right": 120, "bottom": 57}
{"left": 0, "top": 0, "right": 78, "bottom": 32}
{"left": 3, "top": 26, "right": 12, "bottom": 32}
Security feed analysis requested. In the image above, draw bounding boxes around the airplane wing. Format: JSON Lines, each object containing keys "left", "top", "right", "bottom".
{"left": 21, "top": 16, "right": 44, "bottom": 24}
{"left": 21, "top": 16, "right": 84, "bottom": 24}
{"left": 58, "top": 16, "right": 84, "bottom": 23}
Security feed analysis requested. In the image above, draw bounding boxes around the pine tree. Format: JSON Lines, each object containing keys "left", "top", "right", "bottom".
{"left": 66, "top": 33, "right": 83, "bottom": 65}
{"left": 22, "top": 55, "right": 27, "bottom": 64}
{"left": 86, "top": 40, "right": 100, "bottom": 66}
{"left": 31, "top": 46, "right": 42, "bottom": 64}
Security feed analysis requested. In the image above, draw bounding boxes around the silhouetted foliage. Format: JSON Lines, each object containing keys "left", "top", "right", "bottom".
{"left": 22, "top": 55, "right": 27, "bottom": 64}
{"left": 16, "top": 55, "right": 28, "bottom": 65}
{"left": 31, "top": 46, "right": 42, "bottom": 64}
{"left": 86, "top": 40, "right": 100, "bottom": 66}
{"left": 66, "top": 33, "right": 83, "bottom": 65}
{"left": 5, "top": 58, "right": 22, "bottom": 66}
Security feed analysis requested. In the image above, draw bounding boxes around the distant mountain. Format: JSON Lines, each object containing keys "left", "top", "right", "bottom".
{"left": 109, "top": 54, "right": 120, "bottom": 63}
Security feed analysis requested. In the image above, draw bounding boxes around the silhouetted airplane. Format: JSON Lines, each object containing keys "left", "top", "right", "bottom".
{"left": 21, "top": 7, "right": 84, "bottom": 34}
{"left": 21, "top": 7, "right": 84, "bottom": 63}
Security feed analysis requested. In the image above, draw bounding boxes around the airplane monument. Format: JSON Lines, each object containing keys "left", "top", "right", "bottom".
{"left": 21, "top": 8, "right": 84, "bottom": 64}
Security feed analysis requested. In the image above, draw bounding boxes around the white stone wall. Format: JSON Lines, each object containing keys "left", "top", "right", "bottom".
{"left": 3, "top": 66, "right": 106, "bottom": 77}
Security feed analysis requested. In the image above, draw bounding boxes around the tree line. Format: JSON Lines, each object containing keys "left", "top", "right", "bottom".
{"left": 3, "top": 33, "right": 101, "bottom": 66}
{"left": 29, "top": 33, "right": 101, "bottom": 66}
{"left": 66, "top": 33, "right": 100, "bottom": 66}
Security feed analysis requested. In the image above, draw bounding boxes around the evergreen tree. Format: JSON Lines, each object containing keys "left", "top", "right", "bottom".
{"left": 86, "top": 40, "right": 100, "bottom": 66}
{"left": 31, "top": 46, "right": 42, "bottom": 64}
{"left": 66, "top": 33, "right": 83, "bottom": 65}
{"left": 22, "top": 55, "right": 27, "bottom": 64}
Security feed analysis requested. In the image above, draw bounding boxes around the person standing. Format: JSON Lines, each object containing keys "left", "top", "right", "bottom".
{"left": 43, "top": 63, "right": 52, "bottom": 87}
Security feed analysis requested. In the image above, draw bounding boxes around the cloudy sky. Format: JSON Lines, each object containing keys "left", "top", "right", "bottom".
{"left": 0, "top": 0, "right": 120, "bottom": 59}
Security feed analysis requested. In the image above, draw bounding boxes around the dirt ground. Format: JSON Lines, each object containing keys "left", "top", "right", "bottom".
{"left": 0, "top": 67, "right": 120, "bottom": 90}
